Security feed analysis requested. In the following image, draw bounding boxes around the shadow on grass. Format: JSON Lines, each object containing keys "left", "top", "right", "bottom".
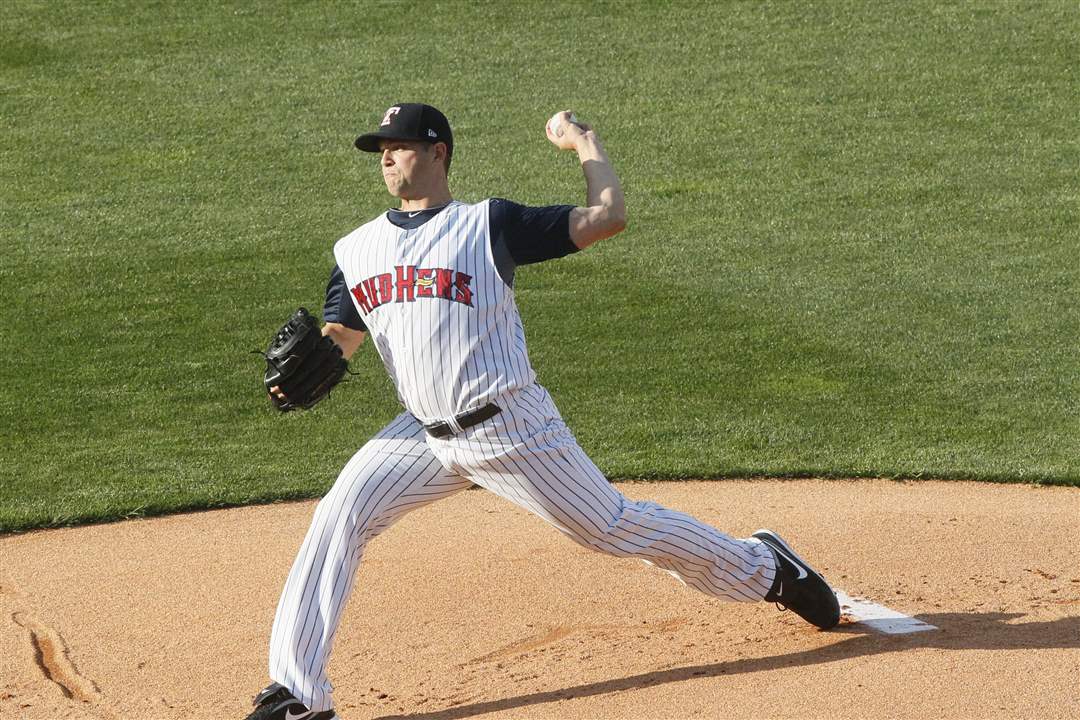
{"left": 375, "top": 611, "right": 1080, "bottom": 720}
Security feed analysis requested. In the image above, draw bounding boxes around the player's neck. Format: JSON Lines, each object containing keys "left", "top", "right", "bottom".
{"left": 399, "top": 189, "right": 452, "bottom": 212}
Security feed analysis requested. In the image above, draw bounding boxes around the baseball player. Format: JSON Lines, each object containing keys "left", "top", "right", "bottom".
{"left": 246, "top": 103, "right": 840, "bottom": 720}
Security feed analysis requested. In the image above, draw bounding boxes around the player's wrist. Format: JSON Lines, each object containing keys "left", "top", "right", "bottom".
{"left": 574, "top": 133, "right": 609, "bottom": 163}
{"left": 573, "top": 130, "right": 601, "bottom": 156}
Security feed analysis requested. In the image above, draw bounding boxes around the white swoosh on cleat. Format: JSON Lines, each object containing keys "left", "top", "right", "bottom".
{"left": 773, "top": 546, "right": 809, "bottom": 580}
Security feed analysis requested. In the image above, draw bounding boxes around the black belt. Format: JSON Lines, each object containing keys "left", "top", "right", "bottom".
{"left": 421, "top": 403, "right": 502, "bottom": 439}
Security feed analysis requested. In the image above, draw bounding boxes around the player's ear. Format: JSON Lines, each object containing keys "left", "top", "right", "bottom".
{"left": 432, "top": 141, "right": 451, "bottom": 175}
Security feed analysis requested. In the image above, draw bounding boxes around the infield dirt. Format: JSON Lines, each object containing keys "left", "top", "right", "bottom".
{"left": 2, "top": 479, "right": 1078, "bottom": 720}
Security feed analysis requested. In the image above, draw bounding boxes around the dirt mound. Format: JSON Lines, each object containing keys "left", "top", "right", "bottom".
{"left": 2, "top": 480, "right": 1078, "bottom": 719}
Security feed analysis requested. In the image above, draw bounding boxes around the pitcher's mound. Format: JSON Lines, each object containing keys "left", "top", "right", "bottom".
{"left": 2, "top": 479, "right": 1078, "bottom": 719}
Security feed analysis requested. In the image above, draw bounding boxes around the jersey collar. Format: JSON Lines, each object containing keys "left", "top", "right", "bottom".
{"left": 386, "top": 202, "right": 452, "bottom": 230}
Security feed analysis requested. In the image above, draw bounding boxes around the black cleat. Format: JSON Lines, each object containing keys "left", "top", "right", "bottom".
{"left": 753, "top": 529, "right": 841, "bottom": 630}
{"left": 244, "top": 683, "right": 337, "bottom": 720}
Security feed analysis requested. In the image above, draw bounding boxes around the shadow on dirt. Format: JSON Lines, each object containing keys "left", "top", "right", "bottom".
{"left": 375, "top": 612, "right": 1080, "bottom": 720}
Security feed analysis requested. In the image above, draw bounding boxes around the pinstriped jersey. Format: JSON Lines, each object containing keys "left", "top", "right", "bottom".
{"left": 333, "top": 199, "right": 535, "bottom": 422}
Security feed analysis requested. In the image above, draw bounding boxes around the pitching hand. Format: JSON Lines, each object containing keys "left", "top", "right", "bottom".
{"left": 546, "top": 110, "right": 592, "bottom": 151}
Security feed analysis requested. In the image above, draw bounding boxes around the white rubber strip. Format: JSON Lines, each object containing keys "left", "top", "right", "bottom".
{"left": 834, "top": 590, "right": 938, "bottom": 634}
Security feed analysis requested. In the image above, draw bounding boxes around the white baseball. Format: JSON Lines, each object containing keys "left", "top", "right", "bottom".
{"left": 547, "top": 112, "right": 578, "bottom": 138}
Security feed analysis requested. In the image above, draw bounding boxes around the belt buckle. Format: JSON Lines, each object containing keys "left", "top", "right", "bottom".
{"left": 422, "top": 403, "right": 499, "bottom": 439}
{"left": 445, "top": 413, "right": 467, "bottom": 435}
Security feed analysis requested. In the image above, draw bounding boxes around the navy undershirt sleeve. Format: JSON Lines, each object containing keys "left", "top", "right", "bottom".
{"left": 322, "top": 264, "right": 367, "bottom": 332}
{"left": 489, "top": 198, "right": 577, "bottom": 286}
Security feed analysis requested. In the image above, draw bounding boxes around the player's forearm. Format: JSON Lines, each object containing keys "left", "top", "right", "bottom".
{"left": 322, "top": 322, "right": 366, "bottom": 360}
{"left": 570, "top": 132, "right": 626, "bottom": 249}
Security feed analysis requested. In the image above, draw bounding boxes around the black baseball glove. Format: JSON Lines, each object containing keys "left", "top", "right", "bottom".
{"left": 261, "top": 307, "right": 349, "bottom": 411}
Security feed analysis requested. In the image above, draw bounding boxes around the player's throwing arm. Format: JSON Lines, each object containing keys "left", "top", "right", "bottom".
{"left": 545, "top": 110, "right": 626, "bottom": 249}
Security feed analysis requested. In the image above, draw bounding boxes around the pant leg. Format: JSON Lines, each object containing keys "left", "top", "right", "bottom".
{"left": 434, "top": 385, "right": 776, "bottom": 603}
{"left": 268, "top": 412, "right": 471, "bottom": 712}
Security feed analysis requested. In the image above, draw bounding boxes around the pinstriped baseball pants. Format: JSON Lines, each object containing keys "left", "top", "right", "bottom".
{"left": 268, "top": 383, "right": 777, "bottom": 713}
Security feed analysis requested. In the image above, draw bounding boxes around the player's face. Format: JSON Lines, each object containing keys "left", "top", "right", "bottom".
{"left": 379, "top": 140, "right": 439, "bottom": 198}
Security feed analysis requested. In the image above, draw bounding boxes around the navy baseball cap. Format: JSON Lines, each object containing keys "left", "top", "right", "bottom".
{"left": 354, "top": 103, "right": 453, "bottom": 160}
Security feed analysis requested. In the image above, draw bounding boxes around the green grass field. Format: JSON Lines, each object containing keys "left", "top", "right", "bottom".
{"left": 2, "top": 1, "right": 1077, "bottom": 531}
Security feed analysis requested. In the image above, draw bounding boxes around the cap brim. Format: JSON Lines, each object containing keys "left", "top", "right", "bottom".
{"left": 354, "top": 132, "right": 390, "bottom": 152}
{"left": 355, "top": 131, "right": 439, "bottom": 152}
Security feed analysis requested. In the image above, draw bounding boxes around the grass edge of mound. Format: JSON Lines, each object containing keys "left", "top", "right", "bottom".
{"left": 2, "top": 472, "right": 1076, "bottom": 535}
